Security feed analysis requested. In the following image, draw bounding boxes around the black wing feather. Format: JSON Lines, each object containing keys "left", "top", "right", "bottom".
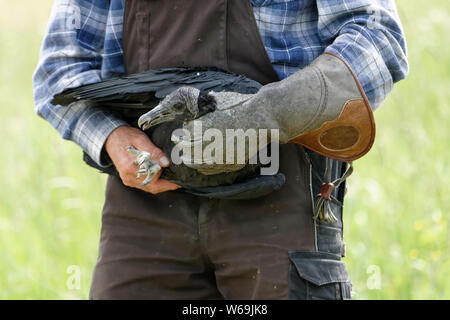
{"left": 51, "top": 67, "right": 262, "bottom": 108}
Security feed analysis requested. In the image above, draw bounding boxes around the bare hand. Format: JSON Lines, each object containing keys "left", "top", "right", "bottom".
{"left": 105, "top": 126, "right": 180, "bottom": 194}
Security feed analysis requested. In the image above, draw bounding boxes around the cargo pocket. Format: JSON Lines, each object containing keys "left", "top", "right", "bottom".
{"left": 288, "top": 251, "right": 352, "bottom": 300}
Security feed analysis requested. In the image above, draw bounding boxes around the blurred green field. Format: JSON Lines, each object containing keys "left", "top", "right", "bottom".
{"left": 0, "top": 0, "right": 448, "bottom": 299}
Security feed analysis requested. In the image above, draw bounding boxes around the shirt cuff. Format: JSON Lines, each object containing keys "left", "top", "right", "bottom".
{"left": 69, "top": 101, "right": 130, "bottom": 167}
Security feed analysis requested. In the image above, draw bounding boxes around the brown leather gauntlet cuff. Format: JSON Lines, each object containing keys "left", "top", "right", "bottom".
{"left": 289, "top": 53, "right": 376, "bottom": 162}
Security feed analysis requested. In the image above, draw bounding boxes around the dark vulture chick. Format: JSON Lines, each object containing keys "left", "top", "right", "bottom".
{"left": 52, "top": 67, "right": 285, "bottom": 199}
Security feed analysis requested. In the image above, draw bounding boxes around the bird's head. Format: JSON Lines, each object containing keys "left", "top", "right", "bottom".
{"left": 138, "top": 86, "right": 216, "bottom": 130}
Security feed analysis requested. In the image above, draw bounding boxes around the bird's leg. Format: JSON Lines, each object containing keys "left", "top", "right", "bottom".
{"left": 126, "top": 146, "right": 162, "bottom": 186}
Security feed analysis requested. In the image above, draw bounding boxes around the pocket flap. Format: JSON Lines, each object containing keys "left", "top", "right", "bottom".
{"left": 288, "top": 251, "right": 350, "bottom": 287}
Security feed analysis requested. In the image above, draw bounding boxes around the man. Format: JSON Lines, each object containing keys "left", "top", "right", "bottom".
{"left": 33, "top": 0, "right": 408, "bottom": 299}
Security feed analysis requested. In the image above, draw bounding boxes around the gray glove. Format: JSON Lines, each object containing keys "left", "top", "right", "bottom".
{"left": 138, "top": 53, "right": 375, "bottom": 175}
{"left": 171, "top": 53, "right": 375, "bottom": 174}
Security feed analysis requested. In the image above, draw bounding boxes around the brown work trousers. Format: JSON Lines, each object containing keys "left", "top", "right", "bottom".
{"left": 90, "top": 0, "right": 351, "bottom": 300}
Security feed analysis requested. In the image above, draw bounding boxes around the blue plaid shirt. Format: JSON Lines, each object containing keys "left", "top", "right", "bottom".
{"left": 33, "top": 0, "right": 408, "bottom": 167}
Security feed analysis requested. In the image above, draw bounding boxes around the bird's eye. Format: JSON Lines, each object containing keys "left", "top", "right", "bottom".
{"left": 173, "top": 103, "right": 184, "bottom": 111}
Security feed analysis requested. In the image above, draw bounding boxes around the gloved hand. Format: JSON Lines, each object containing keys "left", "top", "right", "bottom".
{"left": 173, "top": 53, "right": 375, "bottom": 174}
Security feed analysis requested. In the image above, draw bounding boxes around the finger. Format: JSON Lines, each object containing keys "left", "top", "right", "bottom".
{"left": 141, "top": 178, "right": 181, "bottom": 194}
{"left": 134, "top": 136, "right": 170, "bottom": 168}
{"left": 151, "top": 179, "right": 182, "bottom": 192}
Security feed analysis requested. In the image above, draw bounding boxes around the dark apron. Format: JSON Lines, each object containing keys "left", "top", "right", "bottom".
{"left": 90, "top": 0, "right": 351, "bottom": 300}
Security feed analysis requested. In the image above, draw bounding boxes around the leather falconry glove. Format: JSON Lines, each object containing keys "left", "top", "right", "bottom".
{"left": 171, "top": 53, "right": 375, "bottom": 174}
{"left": 165, "top": 53, "right": 375, "bottom": 223}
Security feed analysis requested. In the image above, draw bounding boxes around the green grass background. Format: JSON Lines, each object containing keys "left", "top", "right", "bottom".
{"left": 0, "top": 0, "right": 448, "bottom": 299}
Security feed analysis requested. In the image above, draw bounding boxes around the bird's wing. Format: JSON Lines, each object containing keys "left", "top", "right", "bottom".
{"left": 51, "top": 67, "right": 262, "bottom": 108}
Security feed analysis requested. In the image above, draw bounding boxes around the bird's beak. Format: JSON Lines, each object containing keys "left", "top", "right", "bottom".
{"left": 138, "top": 104, "right": 175, "bottom": 130}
